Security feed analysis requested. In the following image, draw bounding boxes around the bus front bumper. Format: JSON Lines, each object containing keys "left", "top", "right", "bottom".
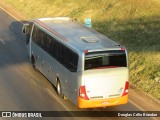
{"left": 78, "top": 95, "right": 128, "bottom": 108}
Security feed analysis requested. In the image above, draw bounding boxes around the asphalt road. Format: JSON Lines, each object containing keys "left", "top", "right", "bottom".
{"left": 0, "top": 6, "right": 159, "bottom": 120}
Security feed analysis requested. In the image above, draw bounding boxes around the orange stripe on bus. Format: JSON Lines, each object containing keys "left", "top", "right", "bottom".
{"left": 78, "top": 95, "right": 128, "bottom": 108}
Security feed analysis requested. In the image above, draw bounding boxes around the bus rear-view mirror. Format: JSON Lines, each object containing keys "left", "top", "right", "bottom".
{"left": 22, "top": 23, "right": 29, "bottom": 34}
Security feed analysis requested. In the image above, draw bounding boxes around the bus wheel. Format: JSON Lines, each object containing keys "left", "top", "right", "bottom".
{"left": 31, "top": 56, "right": 36, "bottom": 70}
{"left": 56, "top": 80, "right": 64, "bottom": 98}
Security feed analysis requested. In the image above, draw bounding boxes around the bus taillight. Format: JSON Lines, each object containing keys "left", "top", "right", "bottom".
{"left": 84, "top": 50, "right": 88, "bottom": 54}
{"left": 79, "top": 86, "right": 89, "bottom": 100}
{"left": 122, "top": 81, "right": 129, "bottom": 96}
{"left": 121, "top": 47, "right": 125, "bottom": 51}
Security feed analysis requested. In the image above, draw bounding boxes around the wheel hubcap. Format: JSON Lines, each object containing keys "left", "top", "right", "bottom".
{"left": 57, "top": 82, "right": 61, "bottom": 95}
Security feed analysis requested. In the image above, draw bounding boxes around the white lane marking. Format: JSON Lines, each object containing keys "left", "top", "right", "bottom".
{"left": 129, "top": 99, "right": 145, "bottom": 111}
{"left": 46, "top": 88, "right": 76, "bottom": 117}
{"left": 129, "top": 99, "right": 158, "bottom": 120}
{"left": 46, "top": 88, "right": 71, "bottom": 111}
{"left": 0, "top": 38, "right": 6, "bottom": 44}
{"left": 0, "top": 5, "right": 23, "bottom": 24}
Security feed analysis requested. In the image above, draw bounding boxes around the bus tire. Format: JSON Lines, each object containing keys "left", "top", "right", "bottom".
{"left": 56, "top": 80, "right": 64, "bottom": 98}
{"left": 31, "top": 56, "right": 37, "bottom": 71}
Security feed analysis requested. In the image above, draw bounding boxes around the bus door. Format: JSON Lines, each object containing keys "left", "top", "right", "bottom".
{"left": 25, "top": 22, "right": 33, "bottom": 58}
{"left": 31, "top": 25, "right": 44, "bottom": 72}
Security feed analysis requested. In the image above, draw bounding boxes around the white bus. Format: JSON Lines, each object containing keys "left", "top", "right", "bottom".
{"left": 22, "top": 17, "right": 129, "bottom": 108}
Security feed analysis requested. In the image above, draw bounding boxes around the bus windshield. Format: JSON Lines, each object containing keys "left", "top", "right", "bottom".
{"left": 85, "top": 50, "right": 127, "bottom": 70}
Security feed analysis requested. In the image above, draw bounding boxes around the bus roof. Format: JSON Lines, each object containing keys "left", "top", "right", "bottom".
{"left": 34, "top": 17, "right": 123, "bottom": 52}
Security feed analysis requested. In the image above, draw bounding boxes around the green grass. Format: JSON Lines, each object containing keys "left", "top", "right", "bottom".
{"left": 3, "top": 0, "right": 160, "bottom": 100}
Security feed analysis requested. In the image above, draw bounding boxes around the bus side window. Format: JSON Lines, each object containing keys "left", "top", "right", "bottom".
{"left": 35, "top": 29, "right": 44, "bottom": 48}
{"left": 68, "top": 50, "right": 78, "bottom": 72}
{"left": 26, "top": 22, "right": 33, "bottom": 45}
{"left": 50, "top": 38, "right": 58, "bottom": 60}
{"left": 57, "top": 42, "right": 62, "bottom": 61}
{"left": 39, "top": 30, "right": 44, "bottom": 48}
{"left": 32, "top": 26, "right": 37, "bottom": 43}
{"left": 42, "top": 32, "right": 47, "bottom": 50}
{"left": 46, "top": 35, "right": 52, "bottom": 54}
{"left": 61, "top": 45, "right": 67, "bottom": 66}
